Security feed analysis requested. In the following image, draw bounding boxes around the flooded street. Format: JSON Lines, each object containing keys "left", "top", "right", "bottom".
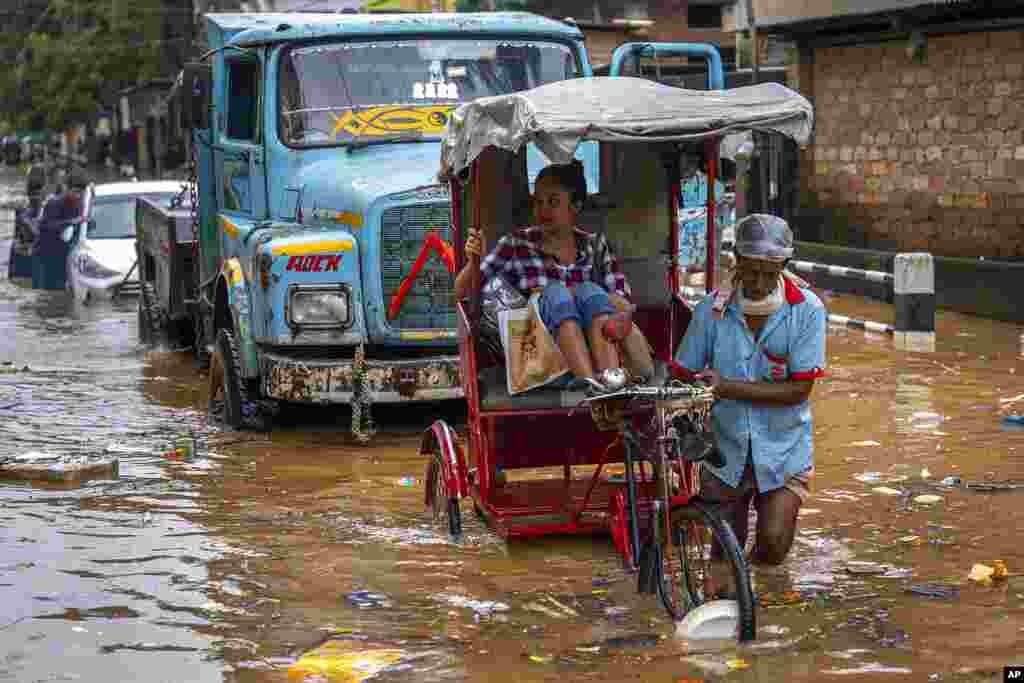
{"left": 1, "top": 164, "right": 1023, "bottom": 682}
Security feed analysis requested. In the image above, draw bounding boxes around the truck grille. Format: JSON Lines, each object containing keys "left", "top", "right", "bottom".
{"left": 380, "top": 203, "right": 456, "bottom": 332}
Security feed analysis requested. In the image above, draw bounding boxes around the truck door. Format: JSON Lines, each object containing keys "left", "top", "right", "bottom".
{"left": 216, "top": 56, "right": 267, "bottom": 220}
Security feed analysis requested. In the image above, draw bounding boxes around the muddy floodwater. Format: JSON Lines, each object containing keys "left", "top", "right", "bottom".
{"left": 1, "top": 166, "right": 1023, "bottom": 682}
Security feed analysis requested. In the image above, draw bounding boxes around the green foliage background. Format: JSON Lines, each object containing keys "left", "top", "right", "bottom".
{"left": 0, "top": 0, "right": 169, "bottom": 132}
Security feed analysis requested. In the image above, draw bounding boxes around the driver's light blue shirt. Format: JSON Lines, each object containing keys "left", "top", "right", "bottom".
{"left": 675, "top": 280, "right": 827, "bottom": 493}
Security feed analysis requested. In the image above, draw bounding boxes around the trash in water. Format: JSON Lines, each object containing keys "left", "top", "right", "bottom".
{"left": 914, "top": 494, "right": 943, "bottom": 504}
{"left": 845, "top": 561, "right": 888, "bottom": 575}
{"left": 525, "top": 601, "right": 567, "bottom": 620}
{"left": 968, "top": 561, "right": 1009, "bottom": 585}
{"left": 940, "top": 476, "right": 962, "bottom": 487}
{"left": 911, "top": 411, "right": 944, "bottom": 425}
{"left": 396, "top": 477, "right": 416, "bottom": 487}
{"left": 964, "top": 480, "right": 1023, "bottom": 492}
{"left": 1003, "top": 415, "right": 1024, "bottom": 425}
{"left": 880, "top": 567, "right": 914, "bottom": 579}
{"left": 286, "top": 640, "right": 403, "bottom": 682}
{"left": 906, "top": 583, "right": 959, "bottom": 600}
{"left": 528, "top": 654, "right": 552, "bottom": 664}
{"left": 921, "top": 467, "right": 931, "bottom": 479}
{"left": 603, "top": 633, "right": 661, "bottom": 649}
{"left": 443, "top": 594, "right": 509, "bottom": 616}
{"left": 849, "top": 440, "right": 881, "bottom": 447}
{"left": 676, "top": 600, "right": 740, "bottom": 640}
{"left": 856, "top": 472, "right": 883, "bottom": 482}
{"left": 872, "top": 487, "right": 904, "bottom": 496}
{"left": 0, "top": 453, "right": 119, "bottom": 483}
{"left": 726, "top": 658, "right": 751, "bottom": 670}
{"left": 345, "top": 591, "right": 392, "bottom": 609}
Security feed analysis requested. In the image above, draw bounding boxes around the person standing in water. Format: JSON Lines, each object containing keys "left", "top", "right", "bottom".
{"left": 674, "top": 214, "right": 826, "bottom": 576}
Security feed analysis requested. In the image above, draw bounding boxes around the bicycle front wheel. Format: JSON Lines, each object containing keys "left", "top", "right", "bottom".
{"left": 657, "top": 501, "right": 756, "bottom": 641}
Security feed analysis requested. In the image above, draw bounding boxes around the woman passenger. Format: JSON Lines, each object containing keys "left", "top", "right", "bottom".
{"left": 453, "top": 161, "right": 630, "bottom": 392}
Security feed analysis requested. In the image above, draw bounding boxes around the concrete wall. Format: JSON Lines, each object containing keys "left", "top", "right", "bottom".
{"left": 793, "top": 240, "right": 1024, "bottom": 323}
{"left": 801, "top": 29, "right": 1024, "bottom": 260}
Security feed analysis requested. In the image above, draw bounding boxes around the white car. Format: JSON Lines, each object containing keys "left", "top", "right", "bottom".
{"left": 67, "top": 180, "right": 186, "bottom": 303}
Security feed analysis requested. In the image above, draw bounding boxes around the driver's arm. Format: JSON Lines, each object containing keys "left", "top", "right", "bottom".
{"left": 714, "top": 299, "right": 826, "bottom": 406}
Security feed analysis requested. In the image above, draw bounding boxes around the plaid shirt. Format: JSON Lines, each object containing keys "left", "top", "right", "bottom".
{"left": 481, "top": 226, "right": 631, "bottom": 300}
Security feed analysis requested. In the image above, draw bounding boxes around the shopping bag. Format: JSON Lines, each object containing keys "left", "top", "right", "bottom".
{"left": 498, "top": 293, "right": 569, "bottom": 395}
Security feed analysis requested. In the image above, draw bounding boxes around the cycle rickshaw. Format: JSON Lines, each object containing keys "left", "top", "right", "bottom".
{"left": 420, "top": 75, "right": 813, "bottom": 642}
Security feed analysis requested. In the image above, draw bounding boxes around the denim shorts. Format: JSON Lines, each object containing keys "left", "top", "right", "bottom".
{"left": 537, "top": 281, "right": 616, "bottom": 332}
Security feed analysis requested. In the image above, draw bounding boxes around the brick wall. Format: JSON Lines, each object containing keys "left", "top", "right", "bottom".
{"left": 804, "top": 30, "right": 1024, "bottom": 258}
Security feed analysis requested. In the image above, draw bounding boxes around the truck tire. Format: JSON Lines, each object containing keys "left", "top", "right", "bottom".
{"left": 212, "top": 328, "right": 248, "bottom": 429}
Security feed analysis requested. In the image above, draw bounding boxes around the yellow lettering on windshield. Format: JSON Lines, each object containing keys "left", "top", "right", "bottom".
{"left": 329, "top": 105, "right": 456, "bottom": 140}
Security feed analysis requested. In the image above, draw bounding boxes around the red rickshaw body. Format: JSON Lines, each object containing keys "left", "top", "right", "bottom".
{"left": 422, "top": 75, "right": 815, "bottom": 553}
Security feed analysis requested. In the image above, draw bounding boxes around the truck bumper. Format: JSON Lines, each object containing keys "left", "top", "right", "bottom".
{"left": 258, "top": 350, "right": 463, "bottom": 404}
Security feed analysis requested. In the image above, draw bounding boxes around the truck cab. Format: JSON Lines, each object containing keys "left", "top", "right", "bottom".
{"left": 181, "top": 12, "right": 596, "bottom": 433}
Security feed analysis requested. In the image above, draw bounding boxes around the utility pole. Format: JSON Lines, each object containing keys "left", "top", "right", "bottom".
{"left": 744, "top": 0, "right": 758, "bottom": 85}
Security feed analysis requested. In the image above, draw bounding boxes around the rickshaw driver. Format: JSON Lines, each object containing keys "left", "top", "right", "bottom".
{"left": 674, "top": 214, "right": 826, "bottom": 575}
{"left": 454, "top": 161, "right": 632, "bottom": 392}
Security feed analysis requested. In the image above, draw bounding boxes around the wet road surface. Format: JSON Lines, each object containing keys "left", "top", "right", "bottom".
{"left": 1, "top": 165, "right": 1023, "bottom": 682}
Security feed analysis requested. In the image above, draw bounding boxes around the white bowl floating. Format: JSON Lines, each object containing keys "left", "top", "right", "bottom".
{"left": 675, "top": 599, "right": 741, "bottom": 640}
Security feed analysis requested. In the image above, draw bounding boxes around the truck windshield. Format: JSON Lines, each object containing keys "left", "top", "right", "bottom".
{"left": 279, "top": 39, "right": 580, "bottom": 148}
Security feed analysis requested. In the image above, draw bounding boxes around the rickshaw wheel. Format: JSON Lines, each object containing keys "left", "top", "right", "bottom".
{"left": 427, "top": 452, "right": 462, "bottom": 538}
{"left": 659, "top": 501, "right": 756, "bottom": 642}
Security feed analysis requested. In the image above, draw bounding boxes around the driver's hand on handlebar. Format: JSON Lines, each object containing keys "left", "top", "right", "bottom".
{"left": 465, "top": 228, "right": 486, "bottom": 261}
{"left": 696, "top": 369, "right": 723, "bottom": 397}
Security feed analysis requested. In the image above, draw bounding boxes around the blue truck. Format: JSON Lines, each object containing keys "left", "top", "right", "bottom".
{"left": 151, "top": 11, "right": 600, "bottom": 435}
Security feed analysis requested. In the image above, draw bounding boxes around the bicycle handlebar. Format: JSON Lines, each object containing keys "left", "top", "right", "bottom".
{"left": 582, "top": 382, "right": 714, "bottom": 405}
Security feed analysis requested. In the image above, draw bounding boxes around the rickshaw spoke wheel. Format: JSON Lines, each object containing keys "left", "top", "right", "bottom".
{"left": 428, "top": 452, "right": 462, "bottom": 538}
{"left": 658, "top": 502, "right": 756, "bottom": 642}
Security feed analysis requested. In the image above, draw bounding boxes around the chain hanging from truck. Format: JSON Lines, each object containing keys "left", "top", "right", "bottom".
{"left": 350, "top": 343, "right": 375, "bottom": 443}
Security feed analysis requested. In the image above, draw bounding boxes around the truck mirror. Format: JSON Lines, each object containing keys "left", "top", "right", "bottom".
{"left": 182, "top": 62, "right": 213, "bottom": 130}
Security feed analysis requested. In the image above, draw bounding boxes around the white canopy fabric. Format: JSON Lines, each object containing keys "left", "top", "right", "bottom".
{"left": 439, "top": 76, "right": 814, "bottom": 179}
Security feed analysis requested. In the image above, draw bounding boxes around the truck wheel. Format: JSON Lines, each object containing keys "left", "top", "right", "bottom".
{"left": 212, "top": 328, "right": 247, "bottom": 429}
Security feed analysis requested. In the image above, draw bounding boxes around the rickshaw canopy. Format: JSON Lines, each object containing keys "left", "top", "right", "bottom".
{"left": 440, "top": 76, "right": 814, "bottom": 179}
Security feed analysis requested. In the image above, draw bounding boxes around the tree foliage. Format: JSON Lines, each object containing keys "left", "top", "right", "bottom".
{"left": 0, "top": 0, "right": 170, "bottom": 131}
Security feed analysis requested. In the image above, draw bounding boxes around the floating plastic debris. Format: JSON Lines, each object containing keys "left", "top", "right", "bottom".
{"left": 676, "top": 600, "right": 741, "bottom": 641}
{"left": 855, "top": 472, "right": 883, "bottom": 482}
{"left": 345, "top": 591, "right": 392, "bottom": 609}
{"left": 880, "top": 567, "right": 914, "bottom": 579}
{"left": 940, "top": 476, "right": 962, "bottom": 487}
{"left": 849, "top": 440, "right": 881, "bottom": 447}
{"left": 845, "top": 561, "right": 887, "bottom": 575}
{"left": 968, "top": 561, "right": 1009, "bottom": 585}
{"left": 396, "top": 477, "right": 416, "bottom": 487}
{"left": 287, "top": 640, "right": 403, "bottom": 682}
{"left": 906, "top": 583, "right": 959, "bottom": 600}
{"left": 872, "top": 487, "right": 904, "bottom": 496}
{"left": 921, "top": 467, "right": 931, "bottom": 479}
{"left": 913, "top": 494, "right": 943, "bottom": 504}
{"left": 443, "top": 594, "right": 509, "bottom": 616}
{"left": 0, "top": 453, "right": 119, "bottom": 483}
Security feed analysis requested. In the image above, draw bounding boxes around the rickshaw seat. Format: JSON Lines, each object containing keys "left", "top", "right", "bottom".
{"left": 477, "top": 366, "right": 588, "bottom": 412}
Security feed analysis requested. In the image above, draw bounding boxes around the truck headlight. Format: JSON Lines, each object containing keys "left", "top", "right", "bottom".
{"left": 288, "top": 285, "right": 351, "bottom": 328}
